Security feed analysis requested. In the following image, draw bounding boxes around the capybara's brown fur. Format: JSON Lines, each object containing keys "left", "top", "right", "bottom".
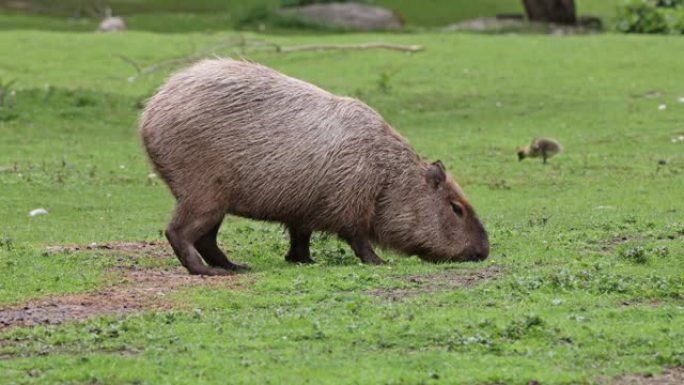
{"left": 140, "top": 59, "right": 489, "bottom": 275}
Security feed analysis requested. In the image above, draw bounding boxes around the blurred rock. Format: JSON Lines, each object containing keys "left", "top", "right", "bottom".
{"left": 97, "top": 8, "right": 126, "bottom": 32}
{"left": 443, "top": 14, "right": 601, "bottom": 34}
{"left": 442, "top": 17, "right": 527, "bottom": 33}
{"left": 29, "top": 208, "right": 48, "bottom": 217}
{"left": 98, "top": 16, "right": 126, "bottom": 32}
{"left": 278, "top": 2, "right": 402, "bottom": 31}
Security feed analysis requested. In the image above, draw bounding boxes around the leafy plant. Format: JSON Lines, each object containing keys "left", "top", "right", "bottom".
{"left": 0, "top": 78, "right": 16, "bottom": 106}
{"left": 0, "top": 79, "right": 18, "bottom": 121}
{"left": 376, "top": 70, "right": 394, "bottom": 94}
{"left": 616, "top": 0, "right": 684, "bottom": 33}
{"left": 656, "top": 0, "right": 684, "bottom": 7}
{"left": 618, "top": 245, "right": 648, "bottom": 264}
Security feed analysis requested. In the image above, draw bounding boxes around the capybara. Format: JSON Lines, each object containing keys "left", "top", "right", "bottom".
{"left": 140, "top": 59, "right": 489, "bottom": 275}
{"left": 517, "top": 137, "right": 563, "bottom": 164}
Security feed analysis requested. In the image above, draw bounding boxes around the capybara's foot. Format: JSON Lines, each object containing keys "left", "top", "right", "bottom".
{"left": 285, "top": 252, "right": 316, "bottom": 264}
{"left": 227, "top": 262, "right": 251, "bottom": 272}
{"left": 363, "top": 256, "right": 386, "bottom": 265}
{"left": 187, "top": 266, "right": 234, "bottom": 276}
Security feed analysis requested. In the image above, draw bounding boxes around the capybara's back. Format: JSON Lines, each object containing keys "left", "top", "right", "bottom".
{"left": 141, "top": 59, "right": 402, "bottom": 233}
{"left": 141, "top": 59, "right": 489, "bottom": 275}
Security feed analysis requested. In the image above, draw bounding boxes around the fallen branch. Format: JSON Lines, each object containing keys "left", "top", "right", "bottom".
{"left": 126, "top": 56, "right": 196, "bottom": 82}
{"left": 276, "top": 43, "right": 424, "bottom": 53}
{"left": 124, "top": 38, "right": 247, "bottom": 82}
{"left": 123, "top": 38, "right": 424, "bottom": 82}
{"left": 117, "top": 54, "right": 141, "bottom": 76}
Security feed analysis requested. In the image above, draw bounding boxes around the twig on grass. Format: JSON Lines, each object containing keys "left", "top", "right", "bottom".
{"left": 117, "top": 54, "right": 141, "bottom": 76}
{"left": 122, "top": 37, "right": 424, "bottom": 82}
{"left": 276, "top": 43, "right": 424, "bottom": 53}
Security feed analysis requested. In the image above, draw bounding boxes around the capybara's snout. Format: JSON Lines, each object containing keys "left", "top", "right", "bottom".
{"left": 459, "top": 241, "right": 489, "bottom": 262}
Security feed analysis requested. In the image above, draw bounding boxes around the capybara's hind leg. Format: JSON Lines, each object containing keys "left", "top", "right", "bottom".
{"left": 285, "top": 226, "right": 314, "bottom": 264}
{"left": 195, "top": 221, "right": 250, "bottom": 272}
{"left": 166, "top": 200, "right": 230, "bottom": 276}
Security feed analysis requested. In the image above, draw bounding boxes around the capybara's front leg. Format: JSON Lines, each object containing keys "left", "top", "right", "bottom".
{"left": 285, "top": 226, "right": 314, "bottom": 264}
{"left": 342, "top": 233, "right": 385, "bottom": 265}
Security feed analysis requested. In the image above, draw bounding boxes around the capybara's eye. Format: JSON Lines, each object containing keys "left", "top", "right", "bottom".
{"left": 451, "top": 202, "right": 464, "bottom": 218}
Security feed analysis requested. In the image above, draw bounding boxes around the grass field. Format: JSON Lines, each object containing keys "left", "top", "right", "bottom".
{"left": 0, "top": 0, "right": 623, "bottom": 32}
{"left": 1, "top": 14, "right": 684, "bottom": 385}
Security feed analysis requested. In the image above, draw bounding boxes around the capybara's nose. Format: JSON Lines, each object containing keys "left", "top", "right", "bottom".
{"left": 477, "top": 238, "right": 490, "bottom": 261}
{"left": 462, "top": 238, "right": 489, "bottom": 262}
{"left": 472, "top": 249, "right": 489, "bottom": 261}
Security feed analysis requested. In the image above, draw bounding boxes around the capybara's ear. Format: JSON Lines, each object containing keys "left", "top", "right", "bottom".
{"left": 426, "top": 161, "right": 446, "bottom": 188}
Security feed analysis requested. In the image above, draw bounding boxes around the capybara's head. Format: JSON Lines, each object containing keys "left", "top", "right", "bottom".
{"left": 375, "top": 161, "right": 489, "bottom": 263}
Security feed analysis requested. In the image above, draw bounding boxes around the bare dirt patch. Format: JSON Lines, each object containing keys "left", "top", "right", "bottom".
{"left": 372, "top": 265, "right": 500, "bottom": 301}
{"left": 609, "top": 368, "right": 684, "bottom": 385}
{"left": 0, "top": 266, "right": 237, "bottom": 330}
{"left": 45, "top": 240, "right": 172, "bottom": 259}
{"left": 619, "top": 299, "right": 665, "bottom": 307}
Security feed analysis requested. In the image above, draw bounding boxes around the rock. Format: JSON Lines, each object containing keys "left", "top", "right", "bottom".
{"left": 98, "top": 16, "right": 126, "bottom": 32}
{"left": 442, "top": 14, "right": 602, "bottom": 34}
{"left": 277, "top": 2, "right": 402, "bottom": 31}
{"left": 29, "top": 208, "right": 48, "bottom": 217}
{"left": 442, "top": 17, "right": 529, "bottom": 33}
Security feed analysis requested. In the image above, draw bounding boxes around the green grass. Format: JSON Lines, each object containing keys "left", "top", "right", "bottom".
{"left": 0, "top": 0, "right": 623, "bottom": 32}
{"left": 1, "top": 28, "right": 683, "bottom": 384}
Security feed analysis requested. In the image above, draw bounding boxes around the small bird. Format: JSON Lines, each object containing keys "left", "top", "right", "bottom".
{"left": 517, "top": 137, "right": 563, "bottom": 164}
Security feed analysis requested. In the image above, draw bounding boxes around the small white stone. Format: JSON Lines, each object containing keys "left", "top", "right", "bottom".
{"left": 658, "top": 104, "right": 667, "bottom": 111}
{"left": 29, "top": 208, "right": 48, "bottom": 217}
{"left": 678, "top": 97, "right": 684, "bottom": 103}
{"left": 98, "top": 16, "right": 126, "bottom": 32}
{"left": 147, "top": 173, "right": 157, "bottom": 179}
